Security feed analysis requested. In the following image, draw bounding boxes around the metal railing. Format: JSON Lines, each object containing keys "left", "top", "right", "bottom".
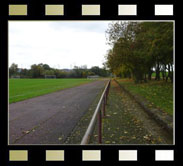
{"left": 81, "top": 79, "right": 111, "bottom": 145}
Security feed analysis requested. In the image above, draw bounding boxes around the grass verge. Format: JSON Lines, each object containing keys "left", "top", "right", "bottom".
{"left": 117, "top": 79, "right": 173, "bottom": 115}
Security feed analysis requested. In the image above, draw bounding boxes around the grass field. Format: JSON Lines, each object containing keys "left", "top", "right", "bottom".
{"left": 151, "top": 72, "right": 167, "bottom": 78}
{"left": 117, "top": 79, "right": 173, "bottom": 115}
{"left": 9, "top": 79, "right": 94, "bottom": 104}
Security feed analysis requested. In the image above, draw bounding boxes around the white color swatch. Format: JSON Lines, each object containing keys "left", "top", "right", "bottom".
{"left": 155, "top": 150, "right": 174, "bottom": 161}
{"left": 155, "top": 5, "right": 173, "bottom": 15}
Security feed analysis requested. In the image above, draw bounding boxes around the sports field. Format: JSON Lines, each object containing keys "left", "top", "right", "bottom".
{"left": 9, "top": 79, "right": 94, "bottom": 104}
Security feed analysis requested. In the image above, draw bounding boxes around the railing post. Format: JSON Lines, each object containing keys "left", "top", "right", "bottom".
{"left": 108, "top": 82, "right": 110, "bottom": 96}
{"left": 98, "top": 109, "right": 102, "bottom": 144}
{"left": 106, "top": 88, "right": 109, "bottom": 104}
{"left": 102, "top": 97, "right": 106, "bottom": 117}
{"left": 106, "top": 81, "right": 110, "bottom": 103}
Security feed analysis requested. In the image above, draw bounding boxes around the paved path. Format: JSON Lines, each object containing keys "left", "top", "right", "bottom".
{"left": 9, "top": 80, "right": 107, "bottom": 144}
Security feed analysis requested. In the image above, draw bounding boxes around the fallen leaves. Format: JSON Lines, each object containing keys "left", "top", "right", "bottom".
{"left": 124, "top": 131, "right": 128, "bottom": 134}
{"left": 120, "top": 136, "right": 126, "bottom": 140}
{"left": 22, "top": 130, "right": 30, "bottom": 134}
{"left": 143, "top": 135, "right": 152, "bottom": 141}
{"left": 58, "top": 137, "right": 62, "bottom": 141}
{"left": 88, "top": 80, "right": 169, "bottom": 145}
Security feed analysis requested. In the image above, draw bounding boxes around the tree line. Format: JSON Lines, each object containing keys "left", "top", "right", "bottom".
{"left": 105, "top": 22, "right": 173, "bottom": 83}
{"left": 9, "top": 63, "right": 110, "bottom": 78}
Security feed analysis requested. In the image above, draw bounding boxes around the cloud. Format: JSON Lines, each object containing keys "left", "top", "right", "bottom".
{"left": 49, "top": 21, "right": 110, "bottom": 33}
{"left": 9, "top": 21, "right": 111, "bottom": 69}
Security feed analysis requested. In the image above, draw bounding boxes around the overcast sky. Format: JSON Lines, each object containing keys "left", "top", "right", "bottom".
{"left": 9, "top": 21, "right": 112, "bottom": 69}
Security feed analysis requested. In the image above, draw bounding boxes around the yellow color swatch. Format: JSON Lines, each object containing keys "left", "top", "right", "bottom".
{"left": 46, "top": 150, "right": 64, "bottom": 161}
{"left": 45, "top": 5, "right": 64, "bottom": 15}
{"left": 82, "top": 5, "right": 100, "bottom": 15}
{"left": 9, "top": 150, "right": 28, "bottom": 161}
{"left": 82, "top": 150, "right": 101, "bottom": 161}
{"left": 9, "top": 5, "right": 27, "bottom": 16}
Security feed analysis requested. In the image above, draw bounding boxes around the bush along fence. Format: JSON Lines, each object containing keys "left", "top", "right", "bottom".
{"left": 81, "top": 80, "right": 111, "bottom": 144}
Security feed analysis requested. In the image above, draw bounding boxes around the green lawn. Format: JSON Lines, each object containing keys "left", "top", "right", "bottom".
{"left": 151, "top": 72, "right": 167, "bottom": 78}
{"left": 9, "top": 78, "right": 94, "bottom": 104}
{"left": 117, "top": 79, "right": 173, "bottom": 115}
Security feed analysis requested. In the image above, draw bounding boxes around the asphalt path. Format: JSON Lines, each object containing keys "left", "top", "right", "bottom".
{"left": 9, "top": 80, "right": 107, "bottom": 144}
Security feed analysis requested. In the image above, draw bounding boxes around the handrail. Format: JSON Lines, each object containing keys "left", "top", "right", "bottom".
{"left": 81, "top": 79, "right": 111, "bottom": 145}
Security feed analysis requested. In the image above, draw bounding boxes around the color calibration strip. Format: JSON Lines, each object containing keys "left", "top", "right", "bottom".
{"left": 45, "top": 5, "right": 64, "bottom": 16}
{"left": 9, "top": 150, "right": 174, "bottom": 161}
{"left": 82, "top": 150, "right": 101, "bottom": 161}
{"left": 119, "top": 150, "right": 137, "bottom": 161}
{"left": 82, "top": 5, "right": 100, "bottom": 16}
{"left": 118, "top": 5, "right": 137, "bottom": 15}
{"left": 9, "top": 150, "right": 28, "bottom": 161}
{"left": 155, "top": 5, "right": 174, "bottom": 16}
{"left": 9, "top": 5, "right": 27, "bottom": 16}
{"left": 8, "top": 4, "right": 174, "bottom": 16}
{"left": 46, "top": 150, "right": 64, "bottom": 161}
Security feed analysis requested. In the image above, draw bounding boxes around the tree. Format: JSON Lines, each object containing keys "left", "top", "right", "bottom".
{"left": 31, "top": 64, "right": 44, "bottom": 78}
{"left": 43, "top": 64, "right": 51, "bottom": 70}
{"left": 9, "top": 63, "right": 18, "bottom": 77}
{"left": 105, "top": 21, "right": 173, "bottom": 83}
{"left": 90, "top": 66, "right": 100, "bottom": 75}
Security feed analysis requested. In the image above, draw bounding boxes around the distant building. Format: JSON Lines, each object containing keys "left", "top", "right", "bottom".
{"left": 87, "top": 75, "right": 100, "bottom": 79}
{"left": 11, "top": 75, "right": 20, "bottom": 79}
